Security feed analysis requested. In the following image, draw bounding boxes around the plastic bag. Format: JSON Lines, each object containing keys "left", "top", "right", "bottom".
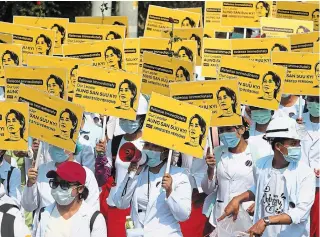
{"left": 216, "top": 206, "right": 252, "bottom": 237}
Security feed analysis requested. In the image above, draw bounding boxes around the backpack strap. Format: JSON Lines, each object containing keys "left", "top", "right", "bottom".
{"left": 0, "top": 204, "right": 19, "bottom": 237}
{"left": 38, "top": 206, "right": 46, "bottom": 222}
{"left": 111, "top": 135, "right": 124, "bottom": 181}
{"left": 90, "top": 211, "right": 100, "bottom": 233}
{"left": 6, "top": 166, "right": 15, "bottom": 196}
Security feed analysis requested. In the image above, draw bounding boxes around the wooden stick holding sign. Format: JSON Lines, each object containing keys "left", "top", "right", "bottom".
{"left": 165, "top": 149, "right": 173, "bottom": 174}
{"left": 298, "top": 96, "right": 304, "bottom": 119}
{"left": 34, "top": 141, "right": 43, "bottom": 169}
{"left": 207, "top": 129, "right": 213, "bottom": 155}
{"left": 101, "top": 116, "right": 107, "bottom": 141}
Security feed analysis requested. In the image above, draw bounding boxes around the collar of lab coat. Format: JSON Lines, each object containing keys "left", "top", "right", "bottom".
{"left": 302, "top": 112, "right": 319, "bottom": 141}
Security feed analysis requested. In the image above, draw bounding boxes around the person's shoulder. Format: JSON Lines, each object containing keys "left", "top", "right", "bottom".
{"left": 254, "top": 155, "right": 273, "bottom": 168}
{"left": 295, "top": 160, "right": 313, "bottom": 176}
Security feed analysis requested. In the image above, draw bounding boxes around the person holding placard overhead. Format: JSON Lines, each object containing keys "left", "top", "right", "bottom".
{"left": 114, "top": 142, "right": 192, "bottom": 237}
{"left": 95, "top": 95, "right": 148, "bottom": 237}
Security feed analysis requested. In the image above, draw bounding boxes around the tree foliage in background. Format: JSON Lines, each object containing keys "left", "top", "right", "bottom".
{"left": 138, "top": 1, "right": 204, "bottom": 37}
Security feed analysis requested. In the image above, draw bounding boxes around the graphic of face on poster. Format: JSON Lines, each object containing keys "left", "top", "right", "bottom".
{"left": 218, "top": 56, "right": 286, "bottom": 110}
{"left": 75, "top": 16, "right": 129, "bottom": 37}
{"left": 0, "top": 102, "right": 29, "bottom": 151}
{"left": 260, "top": 17, "right": 314, "bottom": 38}
{"left": 272, "top": 52, "right": 319, "bottom": 95}
{"left": 180, "top": 7, "right": 203, "bottom": 27}
{"left": 203, "top": 28, "right": 215, "bottom": 39}
{"left": 170, "top": 80, "right": 242, "bottom": 127}
{"left": 231, "top": 38, "right": 290, "bottom": 63}
{"left": 66, "top": 23, "right": 125, "bottom": 44}
{"left": 290, "top": 32, "right": 320, "bottom": 53}
{"left": 0, "top": 44, "right": 22, "bottom": 79}
{"left": 144, "top": 5, "right": 201, "bottom": 37}
{"left": 172, "top": 40, "right": 197, "bottom": 65}
{"left": 221, "top": 1, "right": 273, "bottom": 28}
{"left": 142, "top": 92, "right": 212, "bottom": 158}
{"left": 124, "top": 38, "right": 140, "bottom": 73}
{"left": 275, "top": 1, "right": 319, "bottom": 31}
{"left": 0, "top": 33, "right": 13, "bottom": 44}
{"left": 4, "top": 66, "right": 67, "bottom": 101}
{"left": 13, "top": 16, "right": 69, "bottom": 55}
{"left": 0, "top": 22, "right": 55, "bottom": 64}
{"left": 73, "top": 65, "right": 141, "bottom": 120}
{"left": 26, "top": 55, "right": 93, "bottom": 101}
{"left": 141, "top": 52, "right": 194, "bottom": 96}
{"left": 18, "top": 84, "right": 83, "bottom": 152}
{"left": 201, "top": 38, "right": 232, "bottom": 79}
{"left": 63, "top": 40, "right": 125, "bottom": 70}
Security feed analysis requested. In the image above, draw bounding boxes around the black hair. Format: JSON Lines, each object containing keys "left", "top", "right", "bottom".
{"left": 190, "top": 34, "right": 201, "bottom": 56}
{"left": 36, "top": 34, "right": 52, "bottom": 55}
{"left": 70, "top": 65, "right": 78, "bottom": 76}
{"left": 262, "top": 71, "right": 281, "bottom": 99}
{"left": 119, "top": 79, "right": 137, "bottom": 107}
{"left": 271, "top": 43, "right": 288, "bottom": 52}
{"left": 137, "top": 114, "right": 146, "bottom": 131}
{"left": 189, "top": 114, "right": 207, "bottom": 146}
{"left": 271, "top": 137, "right": 286, "bottom": 150}
{"left": 104, "top": 46, "right": 122, "bottom": 69}
{"left": 177, "top": 46, "right": 193, "bottom": 62}
{"left": 216, "top": 87, "right": 238, "bottom": 113}
{"left": 6, "top": 109, "right": 25, "bottom": 139}
{"left": 51, "top": 24, "right": 66, "bottom": 44}
{"left": 106, "top": 31, "right": 122, "bottom": 40}
{"left": 176, "top": 66, "right": 190, "bottom": 81}
{"left": 256, "top": 1, "right": 270, "bottom": 17}
{"left": 296, "top": 25, "right": 310, "bottom": 33}
{"left": 2, "top": 50, "right": 19, "bottom": 65}
{"left": 47, "top": 74, "right": 64, "bottom": 98}
{"left": 203, "top": 34, "right": 212, "bottom": 38}
{"left": 59, "top": 109, "right": 78, "bottom": 139}
{"left": 113, "top": 21, "right": 125, "bottom": 26}
{"left": 0, "top": 39, "right": 6, "bottom": 43}
{"left": 78, "top": 186, "right": 89, "bottom": 200}
{"left": 315, "top": 61, "right": 319, "bottom": 74}
{"left": 312, "top": 9, "right": 319, "bottom": 18}
{"left": 181, "top": 17, "right": 196, "bottom": 28}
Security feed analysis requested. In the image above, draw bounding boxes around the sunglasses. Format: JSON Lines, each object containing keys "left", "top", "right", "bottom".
{"left": 49, "top": 179, "right": 80, "bottom": 190}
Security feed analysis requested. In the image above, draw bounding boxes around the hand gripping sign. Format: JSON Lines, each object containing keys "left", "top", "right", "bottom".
{"left": 142, "top": 92, "right": 212, "bottom": 158}
{"left": 17, "top": 84, "right": 84, "bottom": 152}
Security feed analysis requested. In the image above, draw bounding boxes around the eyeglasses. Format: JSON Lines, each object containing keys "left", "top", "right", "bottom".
{"left": 49, "top": 179, "right": 79, "bottom": 190}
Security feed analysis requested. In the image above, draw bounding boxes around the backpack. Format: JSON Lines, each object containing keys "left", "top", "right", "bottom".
{"left": 0, "top": 204, "right": 19, "bottom": 237}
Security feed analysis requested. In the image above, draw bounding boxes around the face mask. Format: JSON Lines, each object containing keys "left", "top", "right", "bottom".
{"left": 51, "top": 186, "right": 76, "bottom": 206}
{"left": 74, "top": 141, "right": 83, "bottom": 156}
{"left": 281, "top": 146, "right": 302, "bottom": 163}
{"left": 281, "top": 94, "right": 290, "bottom": 99}
{"left": 48, "top": 146, "right": 68, "bottom": 163}
{"left": 307, "top": 102, "right": 320, "bottom": 117}
{"left": 231, "top": 33, "right": 244, "bottom": 39}
{"left": 251, "top": 110, "right": 272, "bottom": 125}
{"left": 143, "top": 150, "right": 163, "bottom": 168}
{"left": 119, "top": 119, "right": 140, "bottom": 134}
{"left": 219, "top": 132, "right": 241, "bottom": 148}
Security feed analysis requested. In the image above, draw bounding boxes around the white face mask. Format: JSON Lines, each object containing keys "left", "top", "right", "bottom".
{"left": 51, "top": 186, "right": 76, "bottom": 206}
{"left": 119, "top": 118, "right": 141, "bottom": 134}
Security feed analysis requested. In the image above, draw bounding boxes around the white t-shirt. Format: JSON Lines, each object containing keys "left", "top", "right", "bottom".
{"left": 261, "top": 168, "right": 287, "bottom": 237}
{"left": 274, "top": 98, "right": 305, "bottom": 118}
{"left": 44, "top": 206, "right": 73, "bottom": 237}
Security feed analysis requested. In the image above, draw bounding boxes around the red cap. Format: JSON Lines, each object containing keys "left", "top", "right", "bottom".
{"left": 47, "top": 161, "right": 86, "bottom": 185}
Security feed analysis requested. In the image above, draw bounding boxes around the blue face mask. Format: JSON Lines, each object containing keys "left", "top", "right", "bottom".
{"left": 219, "top": 132, "right": 241, "bottom": 148}
{"left": 251, "top": 110, "right": 272, "bottom": 125}
{"left": 119, "top": 119, "right": 140, "bottom": 134}
{"left": 48, "top": 145, "right": 69, "bottom": 163}
{"left": 143, "top": 150, "right": 163, "bottom": 168}
{"left": 231, "top": 33, "right": 244, "bottom": 39}
{"left": 282, "top": 146, "right": 302, "bottom": 163}
{"left": 74, "top": 142, "right": 83, "bottom": 156}
{"left": 307, "top": 102, "right": 320, "bottom": 117}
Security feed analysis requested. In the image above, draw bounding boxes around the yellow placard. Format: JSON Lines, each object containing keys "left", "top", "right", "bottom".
{"left": 275, "top": 1, "right": 319, "bottom": 31}
{"left": 0, "top": 102, "right": 29, "bottom": 151}
{"left": 161, "top": 28, "right": 203, "bottom": 66}
{"left": 172, "top": 40, "right": 197, "bottom": 65}
{"left": 272, "top": 52, "right": 319, "bottom": 95}
{"left": 63, "top": 40, "right": 125, "bottom": 70}
{"left": 141, "top": 52, "right": 194, "bottom": 96}
{"left": 290, "top": 32, "right": 320, "bottom": 52}
{"left": 0, "top": 33, "right": 13, "bottom": 44}
{"left": 314, "top": 42, "right": 320, "bottom": 53}
{"left": 180, "top": 7, "right": 203, "bottom": 27}
{"left": 4, "top": 66, "right": 67, "bottom": 101}
{"left": 0, "top": 21, "right": 55, "bottom": 64}
{"left": 260, "top": 17, "right": 314, "bottom": 38}
{"left": 13, "top": 16, "right": 69, "bottom": 55}
{"left": 75, "top": 16, "right": 129, "bottom": 36}
{"left": 170, "top": 80, "right": 242, "bottom": 127}
{"left": 0, "top": 44, "right": 23, "bottom": 79}
{"left": 203, "top": 29, "right": 215, "bottom": 38}
{"left": 66, "top": 23, "right": 125, "bottom": 44}
{"left": 221, "top": 1, "right": 273, "bottom": 28}
{"left": 201, "top": 38, "right": 232, "bottom": 79}
{"left": 26, "top": 55, "right": 93, "bottom": 101}
{"left": 73, "top": 65, "right": 141, "bottom": 120}
{"left": 18, "top": 84, "right": 84, "bottom": 152}
{"left": 144, "top": 5, "right": 201, "bottom": 37}
{"left": 231, "top": 38, "right": 291, "bottom": 63}
{"left": 124, "top": 38, "right": 140, "bottom": 73}
{"left": 218, "top": 56, "right": 286, "bottom": 110}
{"left": 205, "top": 1, "right": 222, "bottom": 28}
{"left": 142, "top": 92, "right": 212, "bottom": 158}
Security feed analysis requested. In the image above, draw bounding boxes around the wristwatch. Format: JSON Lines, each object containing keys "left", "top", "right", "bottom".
{"left": 263, "top": 217, "right": 271, "bottom": 226}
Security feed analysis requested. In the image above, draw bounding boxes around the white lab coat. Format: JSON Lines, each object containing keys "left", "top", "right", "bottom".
{"left": 114, "top": 164, "right": 192, "bottom": 237}
{"left": 75, "top": 135, "right": 95, "bottom": 173}
{"left": 34, "top": 201, "right": 106, "bottom": 237}
{"left": 249, "top": 156, "right": 315, "bottom": 237}
{"left": 21, "top": 161, "right": 100, "bottom": 236}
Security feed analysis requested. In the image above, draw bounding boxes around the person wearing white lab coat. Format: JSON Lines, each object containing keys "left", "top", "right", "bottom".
{"left": 274, "top": 94, "right": 305, "bottom": 118}
{"left": 201, "top": 118, "right": 254, "bottom": 228}
{"left": 21, "top": 144, "right": 99, "bottom": 236}
{"left": 34, "top": 161, "right": 106, "bottom": 237}
{"left": 219, "top": 117, "right": 315, "bottom": 237}
{"left": 114, "top": 142, "right": 192, "bottom": 237}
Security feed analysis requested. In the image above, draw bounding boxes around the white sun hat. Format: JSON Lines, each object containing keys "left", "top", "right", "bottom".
{"left": 265, "top": 116, "right": 303, "bottom": 140}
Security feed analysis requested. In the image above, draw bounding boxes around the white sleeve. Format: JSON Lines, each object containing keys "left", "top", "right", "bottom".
{"left": 76, "top": 144, "right": 95, "bottom": 173}
{"left": 84, "top": 168, "right": 100, "bottom": 211}
{"left": 7, "top": 168, "right": 22, "bottom": 207}
{"left": 201, "top": 168, "right": 217, "bottom": 195}
{"left": 106, "top": 116, "right": 117, "bottom": 140}
{"left": 21, "top": 184, "right": 40, "bottom": 212}
{"left": 114, "top": 174, "right": 139, "bottom": 209}
{"left": 91, "top": 213, "right": 107, "bottom": 237}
